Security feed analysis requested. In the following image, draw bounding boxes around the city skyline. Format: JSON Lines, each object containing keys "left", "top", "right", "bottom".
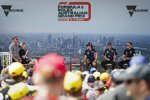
{"left": 0, "top": 33, "right": 150, "bottom": 61}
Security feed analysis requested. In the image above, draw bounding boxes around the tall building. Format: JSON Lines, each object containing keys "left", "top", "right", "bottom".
{"left": 47, "top": 34, "right": 52, "bottom": 46}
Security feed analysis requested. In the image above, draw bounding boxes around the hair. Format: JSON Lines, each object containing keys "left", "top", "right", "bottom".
{"left": 127, "top": 42, "right": 132, "bottom": 45}
{"left": 20, "top": 42, "right": 25, "bottom": 48}
{"left": 11, "top": 36, "right": 18, "bottom": 41}
{"left": 143, "top": 79, "right": 150, "bottom": 90}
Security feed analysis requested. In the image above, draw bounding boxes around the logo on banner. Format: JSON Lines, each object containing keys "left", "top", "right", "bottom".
{"left": 126, "top": 5, "right": 148, "bottom": 17}
{"left": 1, "top": 5, "right": 23, "bottom": 17}
{"left": 58, "top": 2, "right": 91, "bottom": 21}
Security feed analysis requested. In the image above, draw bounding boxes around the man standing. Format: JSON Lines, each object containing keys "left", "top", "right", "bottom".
{"left": 118, "top": 42, "right": 135, "bottom": 69}
{"left": 84, "top": 42, "right": 98, "bottom": 70}
{"left": 9, "top": 36, "right": 20, "bottom": 62}
{"left": 101, "top": 42, "right": 117, "bottom": 70}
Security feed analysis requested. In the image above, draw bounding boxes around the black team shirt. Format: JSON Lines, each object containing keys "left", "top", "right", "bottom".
{"left": 104, "top": 48, "right": 117, "bottom": 61}
{"left": 84, "top": 49, "right": 97, "bottom": 62}
{"left": 123, "top": 48, "right": 135, "bottom": 58}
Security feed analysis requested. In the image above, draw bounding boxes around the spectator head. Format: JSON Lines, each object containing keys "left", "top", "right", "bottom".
{"left": 90, "top": 67, "right": 97, "bottom": 74}
{"left": 100, "top": 72, "right": 110, "bottom": 83}
{"left": 33, "top": 53, "right": 66, "bottom": 96}
{"left": 8, "top": 62, "right": 25, "bottom": 83}
{"left": 63, "top": 72, "right": 82, "bottom": 95}
{"left": 8, "top": 82, "right": 29, "bottom": 100}
{"left": 87, "top": 75, "right": 95, "bottom": 88}
{"left": 20, "top": 42, "right": 26, "bottom": 48}
{"left": 110, "top": 69, "right": 125, "bottom": 86}
{"left": 130, "top": 55, "right": 148, "bottom": 67}
{"left": 11, "top": 36, "right": 18, "bottom": 43}
{"left": 117, "top": 65, "right": 150, "bottom": 99}
{"left": 93, "top": 71, "right": 101, "bottom": 81}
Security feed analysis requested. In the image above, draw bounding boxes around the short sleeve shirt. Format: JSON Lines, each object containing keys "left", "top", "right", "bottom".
{"left": 84, "top": 49, "right": 97, "bottom": 62}
{"left": 9, "top": 43, "right": 20, "bottom": 58}
{"left": 123, "top": 48, "right": 135, "bottom": 58}
{"left": 104, "top": 48, "right": 117, "bottom": 61}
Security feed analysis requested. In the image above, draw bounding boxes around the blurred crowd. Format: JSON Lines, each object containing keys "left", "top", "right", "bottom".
{"left": 0, "top": 53, "right": 150, "bottom": 100}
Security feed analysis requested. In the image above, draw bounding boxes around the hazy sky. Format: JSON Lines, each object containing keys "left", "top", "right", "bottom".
{"left": 0, "top": 0, "right": 150, "bottom": 35}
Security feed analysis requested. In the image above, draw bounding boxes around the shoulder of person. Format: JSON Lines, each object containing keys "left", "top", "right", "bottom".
{"left": 124, "top": 48, "right": 128, "bottom": 51}
{"left": 112, "top": 48, "right": 116, "bottom": 51}
{"left": 92, "top": 48, "right": 96, "bottom": 51}
{"left": 9, "top": 43, "right": 14, "bottom": 48}
{"left": 131, "top": 48, "right": 135, "bottom": 50}
{"left": 85, "top": 49, "right": 88, "bottom": 52}
{"left": 105, "top": 49, "right": 109, "bottom": 51}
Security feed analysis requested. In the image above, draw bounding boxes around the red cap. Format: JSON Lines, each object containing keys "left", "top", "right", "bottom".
{"left": 34, "top": 53, "right": 66, "bottom": 78}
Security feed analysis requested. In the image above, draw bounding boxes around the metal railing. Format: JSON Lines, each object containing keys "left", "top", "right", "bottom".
{"left": 69, "top": 57, "right": 82, "bottom": 71}
{"left": 0, "top": 52, "right": 12, "bottom": 68}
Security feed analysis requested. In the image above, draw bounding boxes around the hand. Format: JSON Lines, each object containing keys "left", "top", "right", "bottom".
{"left": 22, "top": 56, "right": 26, "bottom": 59}
{"left": 15, "top": 59, "right": 19, "bottom": 62}
{"left": 26, "top": 50, "right": 29, "bottom": 54}
{"left": 123, "top": 58, "right": 126, "bottom": 61}
{"left": 107, "top": 58, "right": 110, "bottom": 61}
{"left": 94, "top": 60, "right": 97, "bottom": 62}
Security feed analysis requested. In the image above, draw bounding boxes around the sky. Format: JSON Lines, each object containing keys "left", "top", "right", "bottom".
{"left": 0, "top": 0, "right": 150, "bottom": 35}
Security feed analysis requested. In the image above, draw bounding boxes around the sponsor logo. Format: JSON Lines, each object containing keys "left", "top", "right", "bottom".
{"left": 1, "top": 5, "right": 23, "bottom": 17}
{"left": 58, "top": 2, "right": 91, "bottom": 21}
{"left": 126, "top": 5, "right": 148, "bottom": 17}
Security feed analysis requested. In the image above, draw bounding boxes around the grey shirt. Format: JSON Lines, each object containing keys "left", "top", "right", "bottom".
{"left": 9, "top": 43, "right": 20, "bottom": 59}
{"left": 97, "top": 84, "right": 133, "bottom": 100}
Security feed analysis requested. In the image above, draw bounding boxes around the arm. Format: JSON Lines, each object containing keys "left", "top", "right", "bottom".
{"left": 122, "top": 49, "right": 127, "bottom": 60}
{"left": 9, "top": 45, "right": 18, "bottom": 61}
{"left": 103, "top": 50, "right": 109, "bottom": 61}
{"left": 84, "top": 55, "right": 87, "bottom": 62}
{"left": 113, "top": 49, "right": 118, "bottom": 61}
{"left": 94, "top": 52, "right": 98, "bottom": 61}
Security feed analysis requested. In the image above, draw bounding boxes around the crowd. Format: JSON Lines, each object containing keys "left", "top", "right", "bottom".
{"left": 0, "top": 36, "right": 149, "bottom": 100}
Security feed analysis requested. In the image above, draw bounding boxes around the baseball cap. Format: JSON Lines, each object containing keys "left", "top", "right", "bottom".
{"left": 117, "top": 65, "right": 150, "bottom": 82}
{"left": 87, "top": 75, "right": 95, "bottom": 83}
{"left": 86, "top": 42, "right": 93, "bottom": 46}
{"left": 107, "top": 42, "right": 112, "bottom": 46}
{"left": 129, "top": 55, "right": 148, "bottom": 67}
{"left": 90, "top": 67, "right": 97, "bottom": 74}
{"left": 33, "top": 53, "right": 66, "bottom": 79}
{"left": 110, "top": 69, "right": 125, "bottom": 82}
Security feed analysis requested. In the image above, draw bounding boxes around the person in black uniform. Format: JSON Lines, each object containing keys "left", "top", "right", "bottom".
{"left": 19, "top": 42, "right": 31, "bottom": 64}
{"left": 101, "top": 42, "right": 117, "bottom": 70}
{"left": 84, "top": 42, "right": 98, "bottom": 70}
{"left": 118, "top": 42, "right": 135, "bottom": 69}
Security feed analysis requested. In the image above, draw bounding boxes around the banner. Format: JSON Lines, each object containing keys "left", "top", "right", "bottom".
{"left": 0, "top": 0, "right": 150, "bottom": 60}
